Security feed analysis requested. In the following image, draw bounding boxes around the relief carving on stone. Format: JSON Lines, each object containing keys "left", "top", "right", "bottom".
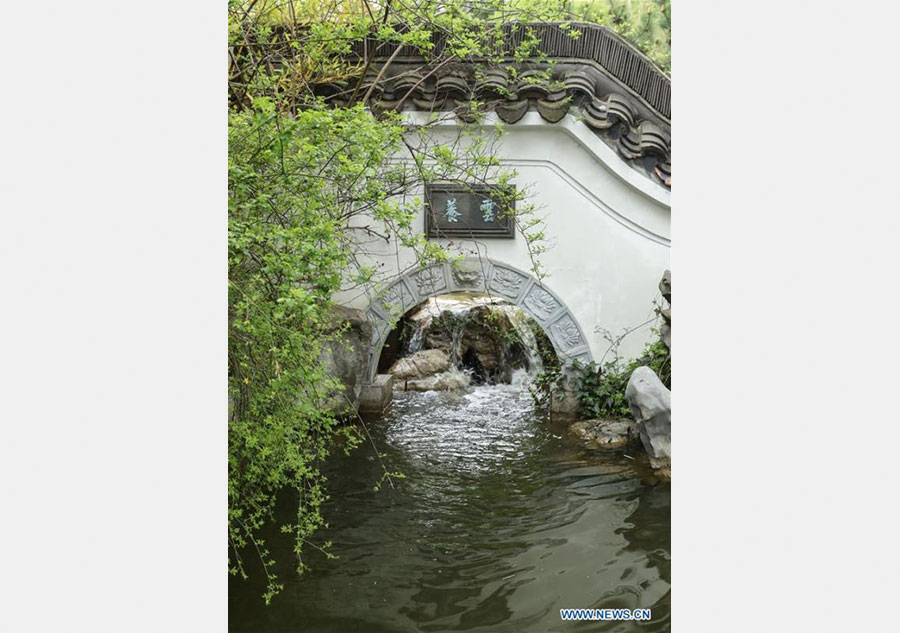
{"left": 380, "top": 282, "right": 411, "bottom": 315}
{"left": 451, "top": 266, "right": 484, "bottom": 288}
{"left": 490, "top": 267, "right": 524, "bottom": 298}
{"left": 550, "top": 315, "right": 583, "bottom": 350}
{"left": 523, "top": 286, "right": 559, "bottom": 321}
{"left": 415, "top": 266, "right": 446, "bottom": 294}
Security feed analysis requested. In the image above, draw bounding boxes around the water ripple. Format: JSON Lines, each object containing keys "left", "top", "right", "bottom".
{"left": 229, "top": 385, "right": 670, "bottom": 632}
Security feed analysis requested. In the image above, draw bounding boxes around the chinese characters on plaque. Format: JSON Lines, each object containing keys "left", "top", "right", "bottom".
{"left": 424, "top": 184, "right": 515, "bottom": 239}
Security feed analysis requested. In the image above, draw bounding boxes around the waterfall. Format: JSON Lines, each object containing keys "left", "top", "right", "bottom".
{"left": 503, "top": 306, "right": 544, "bottom": 375}
{"left": 405, "top": 320, "right": 427, "bottom": 354}
{"left": 397, "top": 294, "right": 550, "bottom": 388}
{"left": 449, "top": 320, "right": 464, "bottom": 368}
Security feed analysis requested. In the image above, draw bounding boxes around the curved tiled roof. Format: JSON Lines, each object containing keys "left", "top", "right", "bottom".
{"left": 350, "top": 22, "right": 670, "bottom": 121}
{"left": 317, "top": 23, "right": 671, "bottom": 188}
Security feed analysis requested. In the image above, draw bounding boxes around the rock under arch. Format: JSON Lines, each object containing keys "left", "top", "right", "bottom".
{"left": 364, "top": 257, "right": 594, "bottom": 381}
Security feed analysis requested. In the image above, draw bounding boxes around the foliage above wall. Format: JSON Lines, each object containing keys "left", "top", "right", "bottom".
{"left": 567, "top": 0, "right": 670, "bottom": 73}
{"left": 228, "top": 0, "right": 670, "bottom": 602}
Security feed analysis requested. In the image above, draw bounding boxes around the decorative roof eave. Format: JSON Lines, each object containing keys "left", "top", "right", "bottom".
{"left": 349, "top": 23, "right": 670, "bottom": 120}
{"left": 314, "top": 24, "right": 671, "bottom": 188}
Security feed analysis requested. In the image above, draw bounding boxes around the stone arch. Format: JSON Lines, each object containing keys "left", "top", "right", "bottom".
{"left": 363, "top": 257, "right": 594, "bottom": 381}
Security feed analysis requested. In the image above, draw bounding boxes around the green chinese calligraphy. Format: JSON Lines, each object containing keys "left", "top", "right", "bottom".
{"left": 480, "top": 198, "right": 496, "bottom": 222}
{"left": 445, "top": 197, "right": 460, "bottom": 222}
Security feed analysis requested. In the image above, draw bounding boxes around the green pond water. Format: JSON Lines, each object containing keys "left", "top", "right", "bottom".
{"left": 229, "top": 380, "right": 670, "bottom": 632}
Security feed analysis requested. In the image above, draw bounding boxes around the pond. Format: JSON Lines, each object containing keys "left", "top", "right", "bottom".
{"left": 229, "top": 380, "right": 670, "bottom": 632}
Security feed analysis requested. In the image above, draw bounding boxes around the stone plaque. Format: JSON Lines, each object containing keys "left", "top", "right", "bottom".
{"left": 424, "top": 184, "right": 515, "bottom": 239}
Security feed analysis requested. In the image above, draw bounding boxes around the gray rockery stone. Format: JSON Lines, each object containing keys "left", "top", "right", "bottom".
{"left": 659, "top": 269, "right": 671, "bottom": 304}
{"left": 387, "top": 348, "right": 451, "bottom": 380}
{"left": 320, "top": 305, "right": 373, "bottom": 415}
{"left": 659, "top": 270, "right": 671, "bottom": 350}
{"left": 625, "top": 366, "right": 671, "bottom": 466}
{"left": 570, "top": 418, "right": 637, "bottom": 449}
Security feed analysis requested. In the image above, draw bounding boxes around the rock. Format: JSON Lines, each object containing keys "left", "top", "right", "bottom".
{"left": 419, "top": 304, "right": 528, "bottom": 384}
{"left": 651, "top": 466, "right": 671, "bottom": 481}
{"left": 320, "top": 305, "right": 373, "bottom": 415}
{"left": 625, "top": 366, "right": 671, "bottom": 467}
{"left": 359, "top": 374, "right": 393, "bottom": 413}
{"left": 659, "top": 271, "right": 671, "bottom": 351}
{"left": 550, "top": 389, "right": 580, "bottom": 417}
{"left": 422, "top": 310, "right": 455, "bottom": 352}
{"left": 388, "top": 348, "right": 451, "bottom": 380}
{"left": 458, "top": 305, "right": 529, "bottom": 383}
{"left": 459, "top": 305, "right": 510, "bottom": 381}
{"left": 659, "top": 269, "right": 671, "bottom": 304}
{"left": 549, "top": 365, "right": 581, "bottom": 418}
{"left": 570, "top": 418, "right": 636, "bottom": 449}
{"left": 399, "top": 370, "right": 470, "bottom": 392}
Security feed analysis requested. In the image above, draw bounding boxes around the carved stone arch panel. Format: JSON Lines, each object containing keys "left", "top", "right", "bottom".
{"left": 364, "top": 257, "right": 593, "bottom": 381}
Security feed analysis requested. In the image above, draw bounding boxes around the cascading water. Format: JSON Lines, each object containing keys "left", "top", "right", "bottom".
{"left": 399, "top": 295, "right": 547, "bottom": 385}
{"left": 499, "top": 304, "right": 545, "bottom": 374}
{"left": 229, "top": 293, "right": 671, "bottom": 632}
{"left": 405, "top": 322, "right": 426, "bottom": 355}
